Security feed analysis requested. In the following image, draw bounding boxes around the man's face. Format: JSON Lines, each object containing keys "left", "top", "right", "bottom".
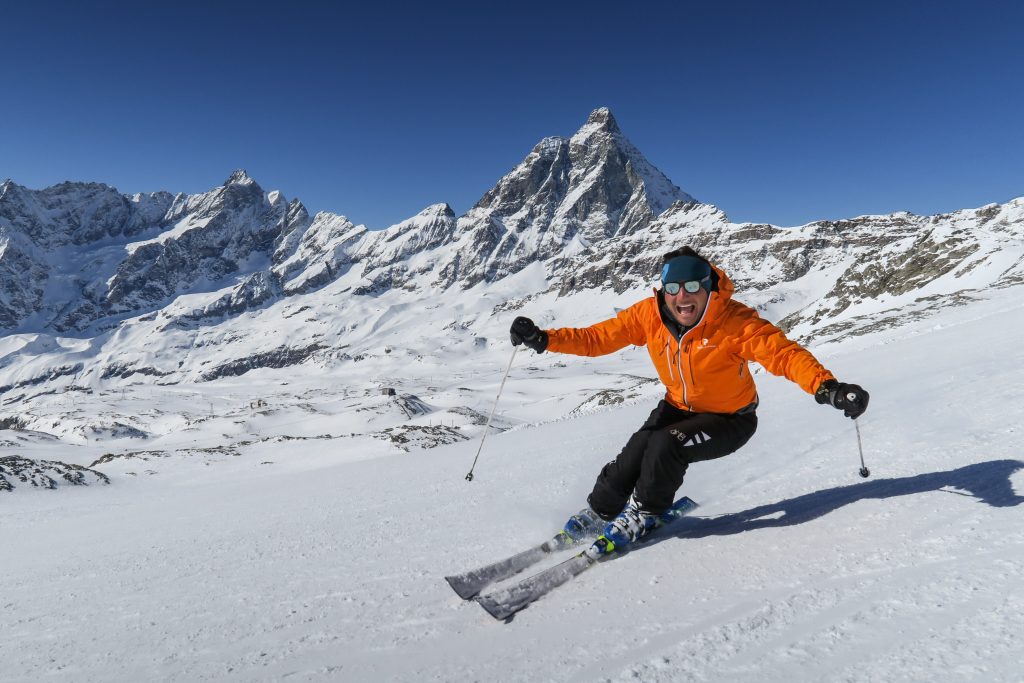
{"left": 664, "top": 285, "right": 709, "bottom": 327}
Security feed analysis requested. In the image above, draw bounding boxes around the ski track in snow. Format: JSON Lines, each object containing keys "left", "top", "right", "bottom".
{"left": 3, "top": 291, "right": 1024, "bottom": 681}
{"left": 594, "top": 505, "right": 1024, "bottom": 683}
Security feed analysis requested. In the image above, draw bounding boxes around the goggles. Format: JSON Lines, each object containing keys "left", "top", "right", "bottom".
{"left": 660, "top": 255, "right": 712, "bottom": 294}
{"left": 663, "top": 278, "right": 708, "bottom": 295}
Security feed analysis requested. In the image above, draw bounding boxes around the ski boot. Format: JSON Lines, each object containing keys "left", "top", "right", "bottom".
{"left": 589, "top": 494, "right": 660, "bottom": 557}
{"left": 548, "top": 507, "right": 605, "bottom": 550}
{"left": 562, "top": 507, "right": 604, "bottom": 541}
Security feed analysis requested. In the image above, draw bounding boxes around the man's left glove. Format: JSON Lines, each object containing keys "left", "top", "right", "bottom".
{"left": 815, "top": 379, "right": 869, "bottom": 419}
{"left": 509, "top": 316, "right": 548, "bottom": 353}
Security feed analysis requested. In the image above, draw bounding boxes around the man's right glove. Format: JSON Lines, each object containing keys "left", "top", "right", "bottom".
{"left": 509, "top": 316, "right": 548, "bottom": 353}
{"left": 815, "top": 379, "right": 869, "bottom": 419}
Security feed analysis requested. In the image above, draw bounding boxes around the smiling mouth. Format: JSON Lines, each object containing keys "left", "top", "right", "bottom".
{"left": 676, "top": 304, "right": 697, "bottom": 316}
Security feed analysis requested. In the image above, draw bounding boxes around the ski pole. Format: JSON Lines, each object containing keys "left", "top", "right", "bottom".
{"left": 465, "top": 346, "right": 518, "bottom": 482}
{"left": 849, "top": 393, "right": 870, "bottom": 478}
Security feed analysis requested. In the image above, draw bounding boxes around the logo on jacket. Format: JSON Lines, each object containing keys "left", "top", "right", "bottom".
{"left": 669, "top": 429, "right": 712, "bottom": 447}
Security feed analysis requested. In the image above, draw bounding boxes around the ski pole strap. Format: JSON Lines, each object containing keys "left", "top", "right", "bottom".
{"left": 465, "top": 346, "right": 519, "bottom": 481}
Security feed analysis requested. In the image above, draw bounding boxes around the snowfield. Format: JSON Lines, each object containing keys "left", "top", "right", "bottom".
{"left": 2, "top": 287, "right": 1024, "bottom": 682}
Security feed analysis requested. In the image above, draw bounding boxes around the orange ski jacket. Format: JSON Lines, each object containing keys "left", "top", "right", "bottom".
{"left": 545, "top": 263, "right": 835, "bottom": 414}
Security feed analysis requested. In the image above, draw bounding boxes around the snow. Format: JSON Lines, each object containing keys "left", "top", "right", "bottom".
{"left": 3, "top": 276, "right": 1024, "bottom": 681}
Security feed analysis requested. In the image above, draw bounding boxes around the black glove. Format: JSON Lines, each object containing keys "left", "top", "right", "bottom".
{"left": 815, "top": 379, "right": 869, "bottom": 419}
{"left": 509, "top": 316, "right": 548, "bottom": 353}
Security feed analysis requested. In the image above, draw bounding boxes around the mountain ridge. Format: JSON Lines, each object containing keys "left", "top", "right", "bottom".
{"left": 1, "top": 109, "right": 1022, "bottom": 430}
{"left": 0, "top": 108, "right": 697, "bottom": 335}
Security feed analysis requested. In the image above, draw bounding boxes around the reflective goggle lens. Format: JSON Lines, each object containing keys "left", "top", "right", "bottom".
{"left": 664, "top": 280, "right": 703, "bottom": 295}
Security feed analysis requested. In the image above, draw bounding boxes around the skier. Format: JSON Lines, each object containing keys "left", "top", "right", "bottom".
{"left": 509, "top": 246, "right": 869, "bottom": 554}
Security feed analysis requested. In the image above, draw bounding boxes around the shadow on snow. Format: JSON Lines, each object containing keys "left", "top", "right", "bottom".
{"left": 657, "top": 459, "right": 1024, "bottom": 543}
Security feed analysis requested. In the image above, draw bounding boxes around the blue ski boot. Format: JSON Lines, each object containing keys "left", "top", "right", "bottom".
{"left": 590, "top": 494, "right": 660, "bottom": 556}
{"left": 547, "top": 507, "right": 605, "bottom": 550}
{"left": 562, "top": 507, "right": 604, "bottom": 541}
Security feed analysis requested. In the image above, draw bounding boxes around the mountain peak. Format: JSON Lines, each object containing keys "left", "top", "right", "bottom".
{"left": 577, "top": 107, "right": 622, "bottom": 137}
{"left": 468, "top": 106, "right": 696, "bottom": 252}
{"left": 422, "top": 202, "right": 456, "bottom": 219}
{"left": 587, "top": 106, "right": 618, "bottom": 127}
{"left": 225, "top": 169, "right": 256, "bottom": 187}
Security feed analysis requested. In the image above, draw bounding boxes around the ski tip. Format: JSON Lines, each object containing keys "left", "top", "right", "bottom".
{"left": 476, "top": 596, "right": 518, "bottom": 622}
{"left": 445, "top": 575, "right": 480, "bottom": 600}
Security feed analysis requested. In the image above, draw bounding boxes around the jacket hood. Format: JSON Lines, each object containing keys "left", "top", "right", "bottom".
{"left": 705, "top": 261, "right": 736, "bottom": 318}
{"left": 708, "top": 261, "right": 735, "bottom": 301}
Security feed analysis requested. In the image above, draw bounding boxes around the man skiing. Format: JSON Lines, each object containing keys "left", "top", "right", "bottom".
{"left": 509, "top": 246, "right": 869, "bottom": 555}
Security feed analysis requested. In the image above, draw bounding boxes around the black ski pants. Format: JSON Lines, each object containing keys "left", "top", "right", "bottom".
{"left": 587, "top": 400, "right": 758, "bottom": 519}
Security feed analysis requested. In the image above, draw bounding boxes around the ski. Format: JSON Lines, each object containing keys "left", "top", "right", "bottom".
{"left": 475, "top": 496, "right": 699, "bottom": 621}
{"left": 476, "top": 552, "right": 595, "bottom": 620}
{"left": 445, "top": 531, "right": 581, "bottom": 600}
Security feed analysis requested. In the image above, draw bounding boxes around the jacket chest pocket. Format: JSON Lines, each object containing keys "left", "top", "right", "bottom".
{"left": 681, "top": 341, "right": 694, "bottom": 386}
{"left": 653, "top": 340, "right": 682, "bottom": 384}
{"left": 660, "top": 341, "right": 676, "bottom": 383}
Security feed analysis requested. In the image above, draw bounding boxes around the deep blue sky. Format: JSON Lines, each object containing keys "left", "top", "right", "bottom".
{"left": 2, "top": 1, "right": 1022, "bottom": 228}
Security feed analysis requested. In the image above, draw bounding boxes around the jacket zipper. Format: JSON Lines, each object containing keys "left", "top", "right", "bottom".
{"left": 677, "top": 343, "right": 688, "bottom": 408}
{"left": 674, "top": 293, "right": 714, "bottom": 411}
{"left": 686, "top": 340, "right": 696, "bottom": 398}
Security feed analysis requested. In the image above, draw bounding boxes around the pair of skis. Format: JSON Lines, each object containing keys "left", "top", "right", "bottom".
{"left": 446, "top": 497, "right": 699, "bottom": 620}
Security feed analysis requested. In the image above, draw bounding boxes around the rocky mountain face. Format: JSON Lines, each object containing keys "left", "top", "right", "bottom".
{"left": 550, "top": 196, "right": 1024, "bottom": 343}
{"left": 272, "top": 107, "right": 696, "bottom": 297}
{"left": 1, "top": 107, "right": 1023, "bottom": 397}
{"left": 0, "top": 454, "right": 109, "bottom": 491}
{"left": 0, "top": 171, "right": 309, "bottom": 333}
{"left": 467, "top": 107, "right": 694, "bottom": 260}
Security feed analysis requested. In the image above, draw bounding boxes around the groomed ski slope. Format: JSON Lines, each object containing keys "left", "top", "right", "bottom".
{"left": 2, "top": 290, "right": 1023, "bottom": 682}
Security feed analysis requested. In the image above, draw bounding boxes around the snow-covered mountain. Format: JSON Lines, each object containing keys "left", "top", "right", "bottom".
{"left": 1, "top": 107, "right": 1023, "bottom": 447}
{"left": 0, "top": 108, "right": 689, "bottom": 336}
{"left": 0, "top": 171, "right": 309, "bottom": 332}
